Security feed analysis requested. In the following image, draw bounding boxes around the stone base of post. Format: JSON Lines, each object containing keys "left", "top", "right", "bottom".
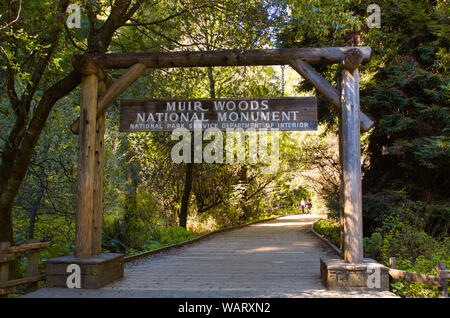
{"left": 320, "top": 258, "right": 390, "bottom": 291}
{"left": 46, "top": 253, "right": 124, "bottom": 289}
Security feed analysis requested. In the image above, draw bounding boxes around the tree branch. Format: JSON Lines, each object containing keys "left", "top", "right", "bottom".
{"left": 124, "top": 4, "right": 213, "bottom": 27}
{"left": 0, "top": 0, "right": 22, "bottom": 30}
{"left": 64, "top": 24, "right": 87, "bottom": 52}
{"left": 21, "top": 0, "right": 71, "bottom": 112}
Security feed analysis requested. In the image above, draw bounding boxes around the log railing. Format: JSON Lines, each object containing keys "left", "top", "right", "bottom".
{"left": 0, "top": 240, "right": 50, "bottom": 297}
{"left": 388, "top": 257, "right": 449, "bottom": 298}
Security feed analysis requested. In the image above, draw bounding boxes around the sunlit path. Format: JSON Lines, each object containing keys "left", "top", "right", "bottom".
{"left": 24, "top": 215, "right": 396, "bottom": 298}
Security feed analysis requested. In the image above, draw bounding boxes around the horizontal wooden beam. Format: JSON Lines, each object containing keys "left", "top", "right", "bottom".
{"left": 7, "top": 242, "right": 50, "bottom": 253}
{"left": 73, "top": 47, "right": 371, "bottom": 70}
{"left": 388, "top": 268, "right": 443, "bottom": 287}
{"left": 290, "top": 59, "right": 374, "bottom": 132}
{"left": 0, "top": 275, "right": 46, "bottom": 289}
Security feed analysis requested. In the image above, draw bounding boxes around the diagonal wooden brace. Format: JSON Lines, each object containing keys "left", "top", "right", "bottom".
{"left": 71, "top": 63, "right": 147, "bottom": 134}
{"left": 289, "top": 58, "right": 374, "bottom": 132}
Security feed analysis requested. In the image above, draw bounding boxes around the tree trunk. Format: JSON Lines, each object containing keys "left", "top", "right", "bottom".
{"left": 179, "top": 161, "right": 193, "bottom": 229}
{"left": 178, "top": 66, "right": 216, "bottom": 228}
{"left": 238, "top": 165, "right": 250, "bottom": 221}
{"left": 207, "top": 67, "right": 216, "bottom": 99}
{"left": 0, "top": 0, "right": 142, "bottom": 248}
{"left": 28, "top": 185, "right": 45, "bottom": 240}
{"left": 123, "top": 162, "right": 139, "bottom": 224}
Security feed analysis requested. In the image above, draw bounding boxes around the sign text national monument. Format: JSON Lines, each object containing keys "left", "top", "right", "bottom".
{"left": 119, "top": 97, "right": 317, "bottom": 132}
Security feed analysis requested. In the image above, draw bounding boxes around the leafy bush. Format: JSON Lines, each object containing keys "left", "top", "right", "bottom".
{"left": 313, "top": 218, "right": 340, "bottom": 247}
{"left": 102, "top": 213, "right": 199, "bottom": 255}
{"left": 364, "top": 204, "right": 449, "bottom": 298}
{"left": 102, "top": 213, "right": 155, "bottom": 253}
{"left": 151, "top": 226, "right": 198, "bottom": 245}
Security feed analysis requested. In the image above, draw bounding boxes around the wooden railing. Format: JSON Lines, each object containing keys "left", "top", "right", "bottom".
{"left": 388, "top": 257, "right": 449, "bottom": 297}
{"left": 0, "top": 240, "right": 50, "bottom": 297}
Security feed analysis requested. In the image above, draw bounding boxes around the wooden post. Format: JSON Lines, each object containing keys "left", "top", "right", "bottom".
{"left": 389, "top": 257, "right": 396, "bottom": 269}
{"left": 92, "top": 81, "right": 107, "bottom": 256}
{"left": 437, "top": 263, "right": 448, "bottom": 297}
{"left": 25, "top": 239, "right": 39, "bottom": 292}
{"left": 340, "top": 65, "right": 363, "bottom": 264}
{"left": 0, "top": 242, "right": 11, "bottom": 296}
{"left": 0, "top": 242, "right": 10, "bottom": 284}
{"left": 336, "top": 73, "right": 345, "bottom": 258}
{"left": 75, "top": 73, "right": 98, "bottom": 258}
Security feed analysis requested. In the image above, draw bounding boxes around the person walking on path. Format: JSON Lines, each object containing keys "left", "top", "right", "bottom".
{"left": 300, "top": 198, "right": 306, "bottom": 214}
{"left": 306, "top": 198, "right": 312, "bottom": 213}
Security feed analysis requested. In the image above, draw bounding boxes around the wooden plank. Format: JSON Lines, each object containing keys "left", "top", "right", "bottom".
{"left": 389, "top": 258, "right": 448, "bottom": 294}
{"left": 119, "top": 97, "right": 317, "bottom": 132}
{"left": 290, "top": 59, "right": 374, "bottom": 132}
{"left": 70, "top": 63, "right": 147, "bottom": 134}
{"left": 74, "top": 47, "right": 372, "bottom": 69}
{"left": 341, "top": 68, "right": 363, "bottom": 264}
{"left": 388, "top": 269, "right": 442, "bottom": 286}
{"left": 7, "top": 241, "right": 50, "bottom": 253}
{"left": 0, "top": 275, "right": 46, "bottom": 288}
{"left": 75, "top": 74, "right": 98, "bottom": 258}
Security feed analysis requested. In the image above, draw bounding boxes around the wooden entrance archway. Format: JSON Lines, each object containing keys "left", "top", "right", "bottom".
{"left": 70, "top": 47, "right": 373, "bottom": 266}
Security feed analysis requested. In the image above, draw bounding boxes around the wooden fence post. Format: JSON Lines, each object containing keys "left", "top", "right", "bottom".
{"left": 25, "top": 239, "right": 40, "bottom": 292}
{"left": 75, "top": 73, "right": 98, "bottom": 258}
{"left": 389, "top": 257, "right": 396, "bottom": 269}
{"left": 437, "top": 263, "right": 447, "bottom": 298}
{"left": 340, "top": 64, "right": 363, "bottom": 264}
{"left": 0, "top": 242, "right": 11, "bottom": 296}
{"left": 0, "top": 242, "right": 10, "bottom": 283}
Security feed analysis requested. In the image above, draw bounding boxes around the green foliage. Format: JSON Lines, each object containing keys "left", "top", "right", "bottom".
{"left": 2, "top": 0, "right": 448, "bottom": 299}
{"left": 364, "top": 202, "right": 449, "bottom": 298}
{"left": 102, "top": 213, "right": 199, "bottom": 255}
{"left": 151, "top": 227, "right": 198, "bottom": 246}
{"left": 313, "top": 218, "right": 340, "bottom": 247}
{"left": 361, "top": 0, "right": 449, "bottom": 202}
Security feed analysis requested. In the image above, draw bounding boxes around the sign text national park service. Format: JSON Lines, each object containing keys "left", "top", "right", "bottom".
{"left": 119, "top": 97, "right": 317, "bottom": 132}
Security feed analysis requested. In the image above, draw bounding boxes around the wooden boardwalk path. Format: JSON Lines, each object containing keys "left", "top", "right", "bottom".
{"left": 24, "top": 215, "right": 397, "bottom": 298}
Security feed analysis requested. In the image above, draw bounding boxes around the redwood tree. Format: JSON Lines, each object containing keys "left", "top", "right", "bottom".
{"left": 0, "top": 0, "right": 145, "bottom": 244}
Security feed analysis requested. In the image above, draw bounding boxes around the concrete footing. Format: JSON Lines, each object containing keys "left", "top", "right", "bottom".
{"left": 320, "top": 258, "right": 390, "bottom": 291}
{"left": 46, "top": 253, "right": 124, "bottom": 289}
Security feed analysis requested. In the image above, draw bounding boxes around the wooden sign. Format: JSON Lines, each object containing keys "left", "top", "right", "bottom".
{"left": 119, "top": 97, "right": 317, "bottom": 132}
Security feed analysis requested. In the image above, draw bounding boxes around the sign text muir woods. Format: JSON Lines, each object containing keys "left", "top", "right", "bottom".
{"left": 119, "top": 97, "right": 317, "bottom": 132}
